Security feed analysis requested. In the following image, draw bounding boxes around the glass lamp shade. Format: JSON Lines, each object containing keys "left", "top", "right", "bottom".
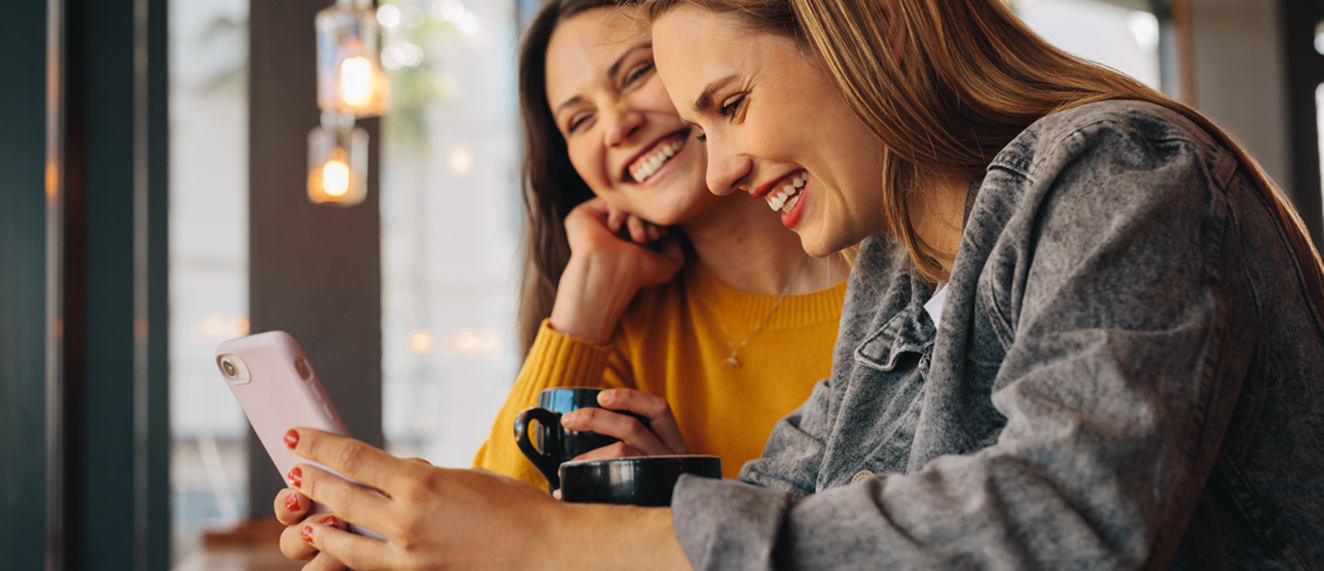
{"left": 308, "top": 116, "right": 369, "bottom": 206}
{"left": 316, "top": 0, "right": 390, "bottom": 117}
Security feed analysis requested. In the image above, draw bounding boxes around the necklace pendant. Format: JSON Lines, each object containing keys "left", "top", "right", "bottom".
{"left": 723, "top": 356, "right": 742, "bottom": 369}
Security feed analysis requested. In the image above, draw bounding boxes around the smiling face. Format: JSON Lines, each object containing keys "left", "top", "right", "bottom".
{"left": 652, "top": 6, "right": 890, "bottom": 256}
{"left": 544, "top": 6, "right": 718, "bottom": 225}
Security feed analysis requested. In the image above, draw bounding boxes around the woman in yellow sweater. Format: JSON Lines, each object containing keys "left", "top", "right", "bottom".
{"left": 471, "top": 0, "right": 849, "bottom": 486}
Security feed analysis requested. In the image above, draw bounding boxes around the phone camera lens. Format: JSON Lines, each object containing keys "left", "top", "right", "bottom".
{"left": 222, "top": 358, "right": 238, "bottom": 378}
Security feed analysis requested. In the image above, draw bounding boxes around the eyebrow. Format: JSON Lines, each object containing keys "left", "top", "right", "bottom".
{"left": 552, "top": 42, "right": 653, "bottom": 118}
{"left": 693, "top": 74, "right": 738, "bottom": 113}
{"left": 608, "top": 42, "right": 652, "bottom": 81}
{"left": 554, "top": 95, "right": 584, "bottom": 117}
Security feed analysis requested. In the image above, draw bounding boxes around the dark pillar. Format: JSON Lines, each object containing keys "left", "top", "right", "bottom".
{"left": 1278, "top": 0, "right": 1324, "bottom": 246}
{"left": 64, "top": 0, "right": 172, "bottom": 567}
{"left": 248, "top": 0, "right": 384, "bottom": 518}
{"left": 0, "top": 1, "right": 52, "bottom": 569}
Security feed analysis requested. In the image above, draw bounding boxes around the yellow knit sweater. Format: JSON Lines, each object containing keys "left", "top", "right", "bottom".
{"left": 473, "top": 261, "right": 846, "bottom": 488}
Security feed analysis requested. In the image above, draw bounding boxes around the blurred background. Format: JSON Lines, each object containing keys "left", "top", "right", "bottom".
{"left": 4, "top": 0, "right": 1323, "bottom": 569}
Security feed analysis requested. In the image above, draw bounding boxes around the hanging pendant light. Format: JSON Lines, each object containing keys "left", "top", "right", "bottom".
{"left": 316, "top": 0, "right": 390, "bottom": 117}
{"left": 309, "top": 0, "right": 387, "bottom": 206}
{"left": 307, "top": 111, "right": 368, "bottom": 206}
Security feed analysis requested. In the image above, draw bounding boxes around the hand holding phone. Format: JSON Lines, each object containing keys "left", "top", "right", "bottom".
{"left": 215, "top": 330, "right": 384, "bottom": 540}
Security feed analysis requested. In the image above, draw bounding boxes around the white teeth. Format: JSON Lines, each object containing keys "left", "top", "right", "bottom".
{"left": 783, "top": 193, "right": 801, "bottom": 213}
{"left": 764, "top": 171, "right": 808, "bottom": 213}
{"left": 629, "top": 137, "right": 686, "bottom": 182}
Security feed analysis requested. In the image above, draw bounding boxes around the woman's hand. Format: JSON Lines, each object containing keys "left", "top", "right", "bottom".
{"left": 272, "top": 487, "right": 350, "bottom": 570}
{"left": 273, "top": 457, "right": 433, "bottom": 570}
{"left": 600, "top": 199, "right": 670, "bottom": 245}
{"left": 551, "top": 198, "right": 685, "bottom": 344}
{"left": 277, "top": 429, "right": 559, "bottom": 569}
{"left": 562, "top": 388, "right": 690, "bottom": 460}
{"left": 278, "top": 428, "right": 688, "bottom": 570}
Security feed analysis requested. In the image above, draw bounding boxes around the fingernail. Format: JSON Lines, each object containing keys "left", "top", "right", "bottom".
{"left": 301, "top": 525, "right": 314, "bottom": 543}
{"left": 285, "top": 492, "right": 300, "bottom": 512}
{"left": 284, "top": 429, "right": 299, "bottom": 449}
{"left": 288, "top": 467, "right": 302, "bottom": 488}
{"left": 320, "top": 515, "right": 339, "bottom": 527}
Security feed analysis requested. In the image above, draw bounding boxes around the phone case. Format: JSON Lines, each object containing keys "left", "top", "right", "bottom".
{"left": 215, "top": 330, "right": 384, "bottom": 540}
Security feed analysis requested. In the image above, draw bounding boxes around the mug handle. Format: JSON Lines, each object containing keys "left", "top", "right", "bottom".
{"left": 513, "top": 407, "right": 563, "bottom": 492}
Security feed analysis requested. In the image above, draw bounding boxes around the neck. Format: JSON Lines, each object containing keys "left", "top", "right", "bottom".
{"left": 679, "top": 194, "right": 849, "bottom": 294}
{"left": 910, "top": 172, "right": 970, "bottom": 275}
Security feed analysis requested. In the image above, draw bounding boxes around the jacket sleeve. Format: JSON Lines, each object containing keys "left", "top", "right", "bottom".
{"left": 671, "top": 112, "right": 1253, "bottom": 570}
{"left": 471, "top": 319, "right": 633, "bottom": 490}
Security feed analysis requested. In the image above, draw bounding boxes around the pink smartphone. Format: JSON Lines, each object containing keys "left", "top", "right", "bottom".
{"left": 215, "top": 330, "right": 384, "bottom": 540}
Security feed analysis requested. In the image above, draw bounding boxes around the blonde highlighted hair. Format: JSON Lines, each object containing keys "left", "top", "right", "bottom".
{"left": 646, "top": 0, "right": 1324, "bottom": 314}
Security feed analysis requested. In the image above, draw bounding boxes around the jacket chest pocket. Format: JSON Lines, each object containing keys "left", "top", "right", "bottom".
{"left": 830, "top": 308, "right": 936, "bottom": 484}
{"left": 854, "top": 308, "right": 935, "bottom": 373}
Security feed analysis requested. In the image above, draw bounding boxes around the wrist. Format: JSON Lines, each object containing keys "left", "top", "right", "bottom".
{"left": 552, "top": 503, "right": 690, "bottom": 570}
{"left": 549, "top": 255, "right": 639, "bottom": 344}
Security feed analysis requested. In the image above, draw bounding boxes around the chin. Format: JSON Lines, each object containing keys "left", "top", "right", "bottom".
{"left": 640, "top": 203, "right": 691, "bottom": 226}
{"left": 797, "top": 227, "right": 860, "bottom": 258}
{"left": 796, "top": 234, "right": 835, "bottom": 258}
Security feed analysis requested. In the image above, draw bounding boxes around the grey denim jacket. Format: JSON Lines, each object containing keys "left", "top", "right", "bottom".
{"left": 670, "top": 100, "right": 1324, "bottom": 570}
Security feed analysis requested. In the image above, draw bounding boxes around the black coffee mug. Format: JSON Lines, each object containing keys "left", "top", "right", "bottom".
{"left": 513, "top": 387, "right": 648, "bottom": 492}
{"left": 559, "top": 455, "right": 722, "bottom": 506}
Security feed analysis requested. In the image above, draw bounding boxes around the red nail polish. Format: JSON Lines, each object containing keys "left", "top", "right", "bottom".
{"left": 288, "top": 466, "right": 302, "bottom": 488}
{"left": 320, "top": 515, "right": 339, "bottom": 527}
{"left": 285, "top": 492, "right": 300, "bottom": 512}
{"left": 284, "top": 429, "right": 299, "bottom": 449}
{"left": 301, "top": 525, "right": 313, "bottom": 543}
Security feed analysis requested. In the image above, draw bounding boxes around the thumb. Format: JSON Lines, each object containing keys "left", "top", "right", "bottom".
{"left": 657, "top": 235, "right": 685, "bottom": 268}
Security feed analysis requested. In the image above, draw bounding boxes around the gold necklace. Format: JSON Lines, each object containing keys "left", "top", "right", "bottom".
{"left": 714, "top": 257, "right": 809, "bottom": 369}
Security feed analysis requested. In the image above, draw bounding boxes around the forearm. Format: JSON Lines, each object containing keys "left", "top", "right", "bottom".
{"left": 549, "top": 254, "right": 642, "bottom": 344}
{"left": 554, "top": 504, "right": 691, "bottom": 570}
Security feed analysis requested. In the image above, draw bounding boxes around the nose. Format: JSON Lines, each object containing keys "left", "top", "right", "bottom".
{"left": 704, "top": 138, "right": 752, "bottom": 197}
{"left": 603, "top": 104, "right": 644, "bottom": 148}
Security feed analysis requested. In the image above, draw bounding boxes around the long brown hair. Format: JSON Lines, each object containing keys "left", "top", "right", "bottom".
{"left": 516, "top": 0, "right": 623, "bottom": 357}
{"left": 646, "top": 0, "right": 1324, "bottom": 314}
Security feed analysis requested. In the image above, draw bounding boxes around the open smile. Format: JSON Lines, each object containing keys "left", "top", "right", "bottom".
{"left": 755, "top": 170, "right": 808, "bottom": 214}
{"left": 623, "top": 131, "right": 689, "bottom": 184}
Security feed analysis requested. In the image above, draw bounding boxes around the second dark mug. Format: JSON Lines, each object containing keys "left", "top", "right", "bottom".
{"left": 513, "top": 387, "right": 648, "bottom": 492}
{"left": 559, "top": 455, "right": 722, "bottom": 506}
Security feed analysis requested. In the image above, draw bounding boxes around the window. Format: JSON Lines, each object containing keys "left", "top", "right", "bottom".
{"left": 1013, "top": 0, "right": 1163, "bottom": 91}
{"left": 377, "top": 0, "right": 523, "bottom": 466}
{"left": 168, "top": 0, "right": 249, "bottom": 563}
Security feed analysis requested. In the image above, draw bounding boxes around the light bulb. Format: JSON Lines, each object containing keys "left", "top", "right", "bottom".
{"left": 322, "top": 159, "right": 351, "bottom": 197}
{"left": 308, "top": 119, "right": 368, "bottom": 206}
{"left": 340, "top": 56, "right": 373, "bottom": 106}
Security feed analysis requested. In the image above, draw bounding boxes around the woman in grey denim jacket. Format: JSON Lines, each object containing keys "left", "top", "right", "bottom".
{"left": 268, "top": 0, "right": 1324, "bottom": 568}
{"left": 648, "top": 0, "right": 1324, "bottom": 569}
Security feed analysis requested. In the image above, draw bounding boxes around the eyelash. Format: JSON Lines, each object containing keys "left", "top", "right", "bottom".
{"left": 624, "top": 61, "right": 654, "bottom": 87}
{"left": 718, "top": 95, "right": 745, "bottom": 118}
{"left": 695, "top": 95, "right": 746, "bottom": 143}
